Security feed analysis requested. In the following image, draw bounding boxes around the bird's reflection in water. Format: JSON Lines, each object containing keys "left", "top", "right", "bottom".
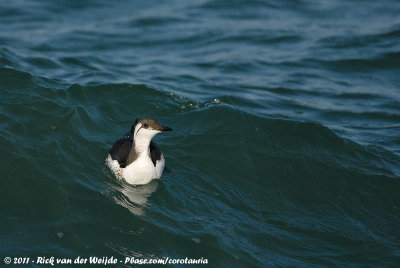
{"left": 115, "top": 180, "right": 159, "bottom": 216}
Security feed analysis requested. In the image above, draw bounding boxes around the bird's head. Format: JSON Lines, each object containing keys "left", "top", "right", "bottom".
{"left": 132, "top": 118, "right": 172, "bottom": 142}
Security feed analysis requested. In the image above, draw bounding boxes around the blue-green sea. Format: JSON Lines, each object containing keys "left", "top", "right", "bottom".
{"left": 1, "top": 0, "right": 400, "bottom": 267}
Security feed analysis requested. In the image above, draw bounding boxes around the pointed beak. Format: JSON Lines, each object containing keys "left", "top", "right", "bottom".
{"left": 159, "top": 126, "right": 173, "bottom": 132}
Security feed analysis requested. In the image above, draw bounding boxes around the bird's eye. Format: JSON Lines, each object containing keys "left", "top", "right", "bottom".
{"left": 144, "top": 123, "right": 149, "bottom": 128}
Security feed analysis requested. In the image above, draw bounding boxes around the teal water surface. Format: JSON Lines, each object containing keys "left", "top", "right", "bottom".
{"left": 1, "top": 0, "right": 400, "bottom": 267}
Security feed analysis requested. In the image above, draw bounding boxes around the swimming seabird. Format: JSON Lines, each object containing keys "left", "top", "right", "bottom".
{"left": 106, "top": 118, "right": 172, "bottom": 185}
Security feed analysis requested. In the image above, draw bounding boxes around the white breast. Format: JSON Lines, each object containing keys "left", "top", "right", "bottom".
{"left": 106, "top": 153, "right": 165, "bottom": 185}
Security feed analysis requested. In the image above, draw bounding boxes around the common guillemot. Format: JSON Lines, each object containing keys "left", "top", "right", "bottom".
{"left": 106, "top": 118, "right": 172, "bottom": 185}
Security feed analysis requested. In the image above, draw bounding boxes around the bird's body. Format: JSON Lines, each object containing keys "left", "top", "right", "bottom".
{"left": 106, "top": 118, "right": 172, "bottom": 185}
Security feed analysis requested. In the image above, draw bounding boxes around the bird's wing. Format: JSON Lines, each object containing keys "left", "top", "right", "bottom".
{"left": 149, "top": 141, "right": 162, "bottom": 167}
{"left": 109, "top": 137, "right": 133, "bottom": 168}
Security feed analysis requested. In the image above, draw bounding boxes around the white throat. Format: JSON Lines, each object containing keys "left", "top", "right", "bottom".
{"left": 133, "top": 123, "right": 159, "bottom": 155}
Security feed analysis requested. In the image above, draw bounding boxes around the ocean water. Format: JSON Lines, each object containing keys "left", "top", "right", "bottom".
{"left": 1, "top": 0, "right": 400, "bottom": 267}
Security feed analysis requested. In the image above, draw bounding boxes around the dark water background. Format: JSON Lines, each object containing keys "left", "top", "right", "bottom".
{"left": 1, "top": 0, "right": 400, "bottom": 267}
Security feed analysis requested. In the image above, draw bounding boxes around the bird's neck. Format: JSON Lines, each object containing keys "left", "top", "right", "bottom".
{"left": 133, "top": 135, "right": 151, "bottom": 156}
